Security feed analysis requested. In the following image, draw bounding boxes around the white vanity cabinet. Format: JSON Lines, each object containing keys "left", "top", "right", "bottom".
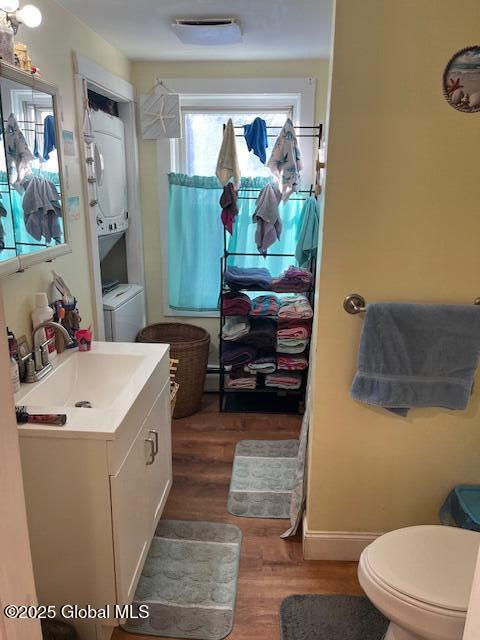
{"left": 17, "top": 343, "right": 172, "bottom": 640}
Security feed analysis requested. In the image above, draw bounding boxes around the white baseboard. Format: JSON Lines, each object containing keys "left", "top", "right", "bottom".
{"left": 303, "top": 517, "right": 382, "bottom": 561}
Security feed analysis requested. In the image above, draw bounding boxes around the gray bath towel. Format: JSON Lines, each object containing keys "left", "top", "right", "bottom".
{"left": 351, "top": 303, "right": 480, "bottom": 416}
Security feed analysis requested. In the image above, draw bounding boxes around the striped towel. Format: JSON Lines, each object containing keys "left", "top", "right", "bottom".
{"left": 250, "top": 294, "right": 280, "bottom": 317}
{"left": 277, "top": 355, "right": 308, "bottom": 371}
{"left": 265, "top": 371, "right": 302, "bottom": 390}
{"left": 278, "top": 294, "right": 313, "bottom": 320}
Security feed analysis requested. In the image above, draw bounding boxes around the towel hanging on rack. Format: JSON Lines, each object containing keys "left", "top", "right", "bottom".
{"left": 350, "top": 302, "right": 480, "bottom": 416}
{"left": 6, "top": 113, "right": 34, "bottom": 187}
{"left": 243, "top": 117, "right": 268, "bottom": 164}
{"left": 252, "top": 183, "right": 282, "bottom": 255}
{"left": 216, "top": 119, "right": 241, "bottom": 188}
{"left": 267, "top": 118, "right": 303, "bottom": 202}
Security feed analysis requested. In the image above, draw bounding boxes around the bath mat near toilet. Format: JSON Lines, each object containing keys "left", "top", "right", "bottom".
{"left": 121, "top": 520, "right": 242, "bottom": 640}
{"left": 228, "top": 440, "right": 299, "bottom": 519}
{"left": 280, "top": 595, "right": 388, "bottom": 640}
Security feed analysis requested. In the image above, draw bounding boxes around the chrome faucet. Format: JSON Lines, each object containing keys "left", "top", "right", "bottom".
{"left": 23, "top": 321, "right": 74, "bottom": 383}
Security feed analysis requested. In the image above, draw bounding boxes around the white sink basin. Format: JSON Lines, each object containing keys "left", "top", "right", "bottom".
{"left": 20, "top": 352, "right": 144, "bottom": 409}
{"left": 16, "top": 341, "right": 170, "bottom": 438}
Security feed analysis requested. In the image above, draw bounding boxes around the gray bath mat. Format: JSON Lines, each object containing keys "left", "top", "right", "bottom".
{"left": 228, "top": 440, "right": 299, "bottom": 519}
{"left": 280, "top": 595, "right": 388, "bottom": 640}
{"left": 122, "top": 520, "right": 242, "bottom": 640}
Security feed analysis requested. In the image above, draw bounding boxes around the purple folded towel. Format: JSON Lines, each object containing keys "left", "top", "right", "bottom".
{"left": 221, "top": 342, "right": 257, "bottom": 367}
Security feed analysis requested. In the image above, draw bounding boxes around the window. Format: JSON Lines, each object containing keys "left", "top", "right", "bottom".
{"left": 157, "top": 78, "right": 316, "bottom": 317}
{"left": 182, "top": 110, "right": 292, "bottom": 176}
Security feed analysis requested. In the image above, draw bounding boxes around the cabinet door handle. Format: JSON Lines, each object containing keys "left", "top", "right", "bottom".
{"left": 148, "top": 430, "right": 159, "bottom": 456}
{"left": 145, "top": 438, "right": 155, "bottom": 465}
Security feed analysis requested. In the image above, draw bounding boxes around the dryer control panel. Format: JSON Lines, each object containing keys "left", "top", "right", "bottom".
{"left": 97, "top": 211, "right": 129, "bottom": 236}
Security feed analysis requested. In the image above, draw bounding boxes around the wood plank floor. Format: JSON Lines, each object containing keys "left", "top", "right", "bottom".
{"left": 113, "top": 394, "right": 361, "bottom": 640}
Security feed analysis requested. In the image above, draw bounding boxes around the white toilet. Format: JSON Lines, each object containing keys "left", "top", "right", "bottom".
{"left": 358, "top": 525, "right": 480, "bottom": 640}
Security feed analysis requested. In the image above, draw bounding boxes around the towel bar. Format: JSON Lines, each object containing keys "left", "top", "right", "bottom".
{"left": 344, "top": 294, "right": 480, "bottom": 315}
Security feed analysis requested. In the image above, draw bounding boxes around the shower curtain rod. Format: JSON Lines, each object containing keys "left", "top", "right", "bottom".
{"left": 343, "top": 294, "right": 480, "bottom": 315}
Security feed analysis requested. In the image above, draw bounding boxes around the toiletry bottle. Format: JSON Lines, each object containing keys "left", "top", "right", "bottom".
{"left": 31, "top": 292, "right": 57, "bottom": 361}
{"left": 10, "top": 355, "right": 20, "bottom": 394}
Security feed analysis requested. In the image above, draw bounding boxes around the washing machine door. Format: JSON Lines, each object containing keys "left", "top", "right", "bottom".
{"left": 90, "top": 110, "right": 128, "bottom": 235}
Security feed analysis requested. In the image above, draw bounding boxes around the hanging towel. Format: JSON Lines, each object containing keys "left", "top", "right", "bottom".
{"left": 42, "top": 115, "right": 56, "bottom": 161}
{"left": 243, "top": 117, "right": 268, "bottom": 164}
{"left": 216, "top": 118, "right": 241, "bottom": 189}
{"left": 21, "top": 176, "right": 62, "bottom": 244}
{"left": 267, "top": 118, "right": 302, "bottom": 201}
{"left": 6, "top": 113, "right": 34, "bottom": 186}
{"left": 296, "top": 196, "right": 320, "bottom": 267}
{"left": 252, "top": 183, "right": 282, "bottom": 255}
{"left": 220, "top": 183, "right": 238, "bottom": 235}
{"left": 351, "top": 303, "right": 480, "bottom": 416}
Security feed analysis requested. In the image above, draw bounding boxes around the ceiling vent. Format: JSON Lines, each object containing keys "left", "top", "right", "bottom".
{"left": 171, "top": 18, "right": 242, "bottom": 46}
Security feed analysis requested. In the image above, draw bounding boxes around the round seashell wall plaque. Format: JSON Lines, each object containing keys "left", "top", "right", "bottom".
{"left": 443, "top": 46, "right": 480, "bottom": 113}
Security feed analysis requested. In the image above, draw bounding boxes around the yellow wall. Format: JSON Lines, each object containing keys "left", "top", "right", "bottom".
{"left": 131, "top": 60, "right": 330, "bottom": 357}
{"left": 307, "top": 0, "right": 480, "bottom": 534}
{"left": 0, "top": 0, "right": 130, "bottom": 338}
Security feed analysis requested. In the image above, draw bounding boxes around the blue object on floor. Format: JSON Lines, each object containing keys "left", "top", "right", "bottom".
{"left": 439, "top": 485, "right": 480, "bottom": 532}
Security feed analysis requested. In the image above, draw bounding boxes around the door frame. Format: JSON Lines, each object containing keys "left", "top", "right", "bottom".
{"left": 73, "top": 53, "right": 145, "bottom": 340}
{"left": 0, "top": 286, "right": 41, "bottom": 640}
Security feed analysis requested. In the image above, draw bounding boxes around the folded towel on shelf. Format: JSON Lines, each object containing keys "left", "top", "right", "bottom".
{"left": 267, "top": 118, "right": 302, "bottom": 202}
{"left": 225, "top": 266, "right": 272, "bottom": 290}
{"left": 277, "top": 325, "right": 310, "bottom": 340}
{"left": 265, "top": 371, "right": 303, "bottom": 390}
{"left": 250, "top": 294, "right": 280, "bottom": 317}
{"left": 227, "top": 367, "right": 257, "bottom": 390}
{"left": 222, "top": 316, "right": 250, "bottom": 341}
{"left": 276, "top": 338, "right": 309, "bottom": 354}
{"left": 220, "top": 183, "right": 239, "bottom": 235}
{"left": 243, "top": 117, "right": 268, "bottom": 164}
{"left": 222, "top": 291, "right": 252, "bottom": 316}
{"left": 252, "top": 183, "right": 282, "bottom": 255}
{"left": 271, "top": 266, "right": 313, "bottom": 293}
{"left": 221, "top": 342, "right": 257, "bottom": 367}
{"left": 243, "top": 317, "right": 277, "bottom": 349}
{"left": 246, "top": 349, "right": 277, "bottom": 374}
{"left": 295, "top": 196, "right": 320, "bottom": 268}
{"left": 277, "top": 317, "right": 313, "bottom": 331}
{"left": 278, "top": 295, "right": 313, "bottom": 320}
{"left": 351, "top": 303, "right": 480, "bottom": 416}
{"left": 277, "top": 354, "right": 309, "bottom": 371}
{"left": 216, "top": 118, "right": 241, "bottom": 189}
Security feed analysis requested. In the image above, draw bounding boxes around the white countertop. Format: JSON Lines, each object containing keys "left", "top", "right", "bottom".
{"left": 16, "top": 341, "right": 169, "bottom": 440}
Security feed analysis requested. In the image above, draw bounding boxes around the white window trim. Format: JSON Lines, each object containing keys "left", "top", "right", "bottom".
{"left": 156, "top": 77, "right": 316, "bottom": 318}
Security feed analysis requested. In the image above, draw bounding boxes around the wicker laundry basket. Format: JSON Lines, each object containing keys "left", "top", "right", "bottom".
{"left": 137, "top": 323, "right": 210, "bottom": 418}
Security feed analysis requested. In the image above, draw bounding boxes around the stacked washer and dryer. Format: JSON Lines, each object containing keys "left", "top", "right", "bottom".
{"left": 90, "top": 108, "right": 146, "bottom": 342}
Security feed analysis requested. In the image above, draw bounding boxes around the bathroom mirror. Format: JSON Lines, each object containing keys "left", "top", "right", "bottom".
{"left": 0, "top": 62, "right": 70, "bottom": 275}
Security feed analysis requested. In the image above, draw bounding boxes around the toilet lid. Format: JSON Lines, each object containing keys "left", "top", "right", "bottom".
{"left": 365, "top": 525, "right": 480, "bottom": 611}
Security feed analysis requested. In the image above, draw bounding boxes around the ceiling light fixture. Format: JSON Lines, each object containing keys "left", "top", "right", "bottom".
{"left": 171, "top": 18, "right": 242, "bottom": 46}
{"left": 17, "top": 4, "right": 42, "bottom": 28}
{"left": 0, "top": 1, "right": 19, "bottom": 11}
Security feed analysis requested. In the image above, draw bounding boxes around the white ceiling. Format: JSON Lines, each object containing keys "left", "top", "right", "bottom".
{"left": 56, "top": 0, "right": 333, "bottom": 61}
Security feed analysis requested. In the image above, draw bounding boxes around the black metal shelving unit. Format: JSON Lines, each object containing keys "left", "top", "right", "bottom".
{"left": 218, "top": 122, "right": 322, "bottom": 414}
{"left": 219, "top": 249, "right": 317, "bottom": 414}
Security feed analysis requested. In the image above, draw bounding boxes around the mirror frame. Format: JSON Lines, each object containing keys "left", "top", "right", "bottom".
{"left": 0, "top": 62, "right": 71, "bottom": 276}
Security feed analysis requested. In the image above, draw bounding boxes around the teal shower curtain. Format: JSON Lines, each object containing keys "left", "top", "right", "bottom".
{"left": 167, "top": 172, "right": 305, "bottom": 312}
